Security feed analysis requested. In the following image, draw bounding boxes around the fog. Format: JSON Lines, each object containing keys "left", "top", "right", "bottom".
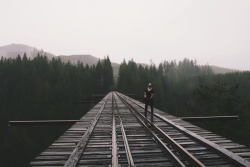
{"left": 0, "top": 0, "right": 250, "bottom": 70}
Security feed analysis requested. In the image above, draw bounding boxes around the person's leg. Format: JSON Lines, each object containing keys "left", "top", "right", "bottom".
{"left": 145, "top": 102, "right": 148, "bottom": 117}
{"left": 150, "top": 101, "right": 154, "bottom": 122}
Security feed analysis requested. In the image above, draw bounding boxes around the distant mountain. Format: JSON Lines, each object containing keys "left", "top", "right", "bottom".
{"left": 0, "top": 44, "right": 238, "bottom": 76}
{"left": 58, "top": 55, "right": 120, "bottom": 77}
{"left": 0, "top": 44, "right": 120, "bottom": 76}
{"left": 0, "top": 44, "right": 55, "bottom": 59}
{"left": 58, "top": 54, "right": 100, "bottom": 66}
{"left": 210, "top": 65, "right": 239, "bottom": 74}
{"left": 0, "top": 44, "right": 113, "bottom": 66}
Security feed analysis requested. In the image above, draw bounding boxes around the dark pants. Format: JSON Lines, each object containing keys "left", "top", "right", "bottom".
{"left": 145, "top": 99, "right": 153, "bottom": 121}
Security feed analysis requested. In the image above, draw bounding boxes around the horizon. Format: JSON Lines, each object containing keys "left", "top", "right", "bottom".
{"left": 0, "top": 43, "right": 246, "bottom": 71}
{"left": 1, "top": 0, "right": 250, "bottom": 70}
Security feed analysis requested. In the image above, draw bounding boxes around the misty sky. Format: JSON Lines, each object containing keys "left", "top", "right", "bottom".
{"left": 1, "top": 0, "right": 250, "bottom": 70}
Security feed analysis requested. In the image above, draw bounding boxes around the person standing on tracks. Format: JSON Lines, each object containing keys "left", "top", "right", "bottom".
{"left": 144, "top": 83, "right": 154, "bottom": 121}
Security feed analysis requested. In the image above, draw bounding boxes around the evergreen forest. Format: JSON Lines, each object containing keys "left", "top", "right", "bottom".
{"left": 0, "top": 55, "right": 250, "bottom": 166}
{"left": 0, "top": 54, "right": 114, "bottom": 166}
{"left": 117, "top": 59, "right": 250, "bottom": 150}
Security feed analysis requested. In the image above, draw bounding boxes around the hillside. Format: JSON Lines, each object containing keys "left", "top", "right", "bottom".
{"left": 210, "top": 65, "right": 239, "bottom": 74}
{"left": 58, "top": 54, "right": 100, "bottom": 66}
{"left": 0, "top": 44, "right": 239, "bottom": 76}
{"left": 0, "top": 44, "right": 55, "bottom": 59}
{"left": 58, "top": 54, "right": 120, "bottom": 77}
{"left": 0, "top": 44, "right": 120, "bottom": 76}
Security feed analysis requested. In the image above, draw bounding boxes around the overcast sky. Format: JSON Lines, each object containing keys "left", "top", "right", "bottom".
{"left": 1, "top": 0, "right": 250, "bottom": 70}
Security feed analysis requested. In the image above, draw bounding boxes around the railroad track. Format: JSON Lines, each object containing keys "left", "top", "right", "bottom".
{"left": 30, "top": 92, "right": 250, "bottom": 167}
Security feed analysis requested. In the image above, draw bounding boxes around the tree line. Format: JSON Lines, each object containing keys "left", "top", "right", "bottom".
{"left": 0, "top": 54, "right": 113, "bottom": 166}
{"left": 117, "top": 58, "right": 250, "bottom": 149}
{"left": 1, "top": 54, "right": 250, "bottom": 166}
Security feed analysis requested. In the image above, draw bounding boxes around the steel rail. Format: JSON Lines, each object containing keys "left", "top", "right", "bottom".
{"left": 111, "top": 92, "right": 119, "bottom": 167}
{"left": 116, "top": 92, "right": 186, "bottom": 167}
{"left": 64, "top": 94, "right": 110, "bottom": 167}
{"left": 122, "top": 93, "right": 250, "bottom": 167}
{"left": 155, "top": 113, "right": 250, "bottom": 167}
{"left": 113, "top": 92, "right": 135, "bottom": 167}
{"left": 146, "top": 119, "right": 205, "bottom": 167}
{"left": 117, "top": 92, "right": 205, "bottom": 167}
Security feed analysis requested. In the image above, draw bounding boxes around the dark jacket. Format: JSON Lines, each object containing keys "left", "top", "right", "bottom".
{"left": 144, "top": 88, "right": 154, "bottom": 102}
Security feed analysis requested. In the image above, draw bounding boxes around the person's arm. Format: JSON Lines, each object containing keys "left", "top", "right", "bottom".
{"left": 150, "top": 90, "right": 154, "bottom": 99}
{"left": 144, "top": 91, "right": 146, "bottom": 98}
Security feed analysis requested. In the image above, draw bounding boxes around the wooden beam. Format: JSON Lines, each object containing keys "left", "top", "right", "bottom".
{"left": 8, "top": 120, "right": 81, "bottom": 126}
{"left": 176, "top": 115, "right": 239, "bottom": 121}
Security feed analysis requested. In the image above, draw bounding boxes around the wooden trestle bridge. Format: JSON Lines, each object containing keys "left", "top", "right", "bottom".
{"left": 28, "top": 92, "right": 250, "bottom": 167}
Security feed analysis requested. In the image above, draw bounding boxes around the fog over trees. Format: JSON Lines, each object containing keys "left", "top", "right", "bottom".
{"left": 0, "top": 54, "right": 113, "bottom": 166}
{"left": 117, "top": 58, "right": 250, "bottom": 149}
{"left": 0, "top": 54, "right": 250, "bottom": 166}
